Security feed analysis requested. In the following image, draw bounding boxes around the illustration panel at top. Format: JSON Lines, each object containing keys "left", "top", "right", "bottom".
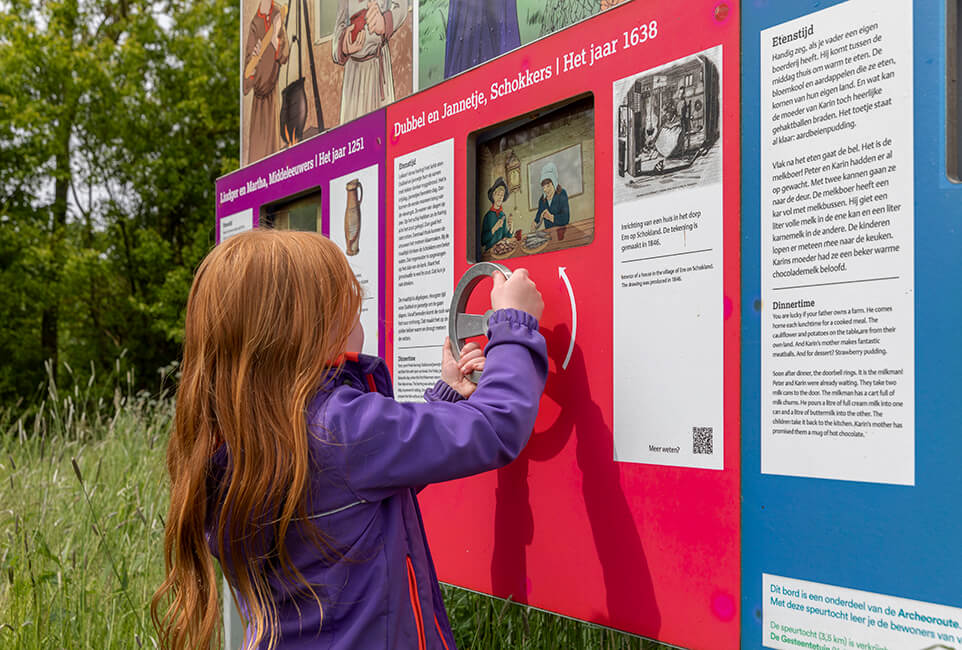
{"left": 475, "top": 96, "right": 594, "bottom": 262}
{"left": 417, "top": 0, "right": 630, "bottom": 89}
{"left": 241, "top": 0, "right": 413, "bottom": 166}
{"left": 613, "top": 46, "right": 722, "bottom": 204}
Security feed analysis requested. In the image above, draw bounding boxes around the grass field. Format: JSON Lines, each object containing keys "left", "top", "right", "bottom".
{"left": 0, "top": 373, "right": 669, "bottom": 649}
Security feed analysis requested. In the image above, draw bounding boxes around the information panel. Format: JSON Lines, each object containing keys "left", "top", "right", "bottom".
{"left": 392, "top": 139, "right": 455, "bottom": 400}
{"left": 759, "top": 0, "right": 915, "bottom": 485}
{"left": 742, "top": 0, "right": 962, "bottom": 648}
{"left": 387, "top": 2, "right": 741, "bottom": 647}
{"left": 763, "top": 574, "right": 962, "bottom": 650}
{"left": 215, "top": 110, "right": 388, "bottom": 356}
{"left": 612, "top": 46, "right": 725, "bottom": 470}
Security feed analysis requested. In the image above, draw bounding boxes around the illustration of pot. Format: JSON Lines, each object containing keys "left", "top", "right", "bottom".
{"left": 344, "top": 179, "right": 362, "bottom": 256}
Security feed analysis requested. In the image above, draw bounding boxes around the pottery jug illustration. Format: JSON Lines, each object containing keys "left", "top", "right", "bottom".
{"left": 344, "top": 179, "right": 362, "bottom": 256}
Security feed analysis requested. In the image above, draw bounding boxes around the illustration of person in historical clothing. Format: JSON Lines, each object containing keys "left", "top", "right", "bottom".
{"left": 534, "top": 162, "right": 570, "bottom": 238}
{"left": 443, "top": 0, "right": 520, "bottom": 79}
{"left": 540, "top": 0, "right": 627, "bottom": 37}
{"left": 244, "top": 0, "right": 290, "bottom": 163}
{"left": 481, "top": 177, "right": 513, "bottom": 253}
{"left": 333, "top": 0, "right": 407, "bottom": 124}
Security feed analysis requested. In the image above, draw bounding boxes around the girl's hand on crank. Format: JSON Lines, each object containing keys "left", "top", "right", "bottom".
{"left": 491, "top": 269, "right": 544, "bottom": 321}
{"left": 442, "top": 338, "right": 485, "bottom": 398}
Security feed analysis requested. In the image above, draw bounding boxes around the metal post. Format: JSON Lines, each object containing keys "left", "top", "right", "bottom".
{"left": 223, "top": 576, "right": 245, "bottom": 650}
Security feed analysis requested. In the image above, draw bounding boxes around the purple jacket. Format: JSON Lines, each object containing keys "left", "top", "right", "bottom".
{"left": 211, "top": 309, "right": 547, "bottom": 649}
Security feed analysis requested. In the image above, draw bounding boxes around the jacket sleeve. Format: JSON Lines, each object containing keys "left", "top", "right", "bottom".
{"left": 273, "top": 11, "right": 290, "bottom": 66}
{"left": 554, "top": 190, "right": 570, "bottom": 226}
{"left": 480, "top": 210, "right": 499, "bottom": 250}
{"left": 535, "top": 197, "right": 546, "bottom": 224}
{"left": 424, "top": 380, "right": 465, "bottom": 403}
{"left": 315, "top": 309, "right": 547, "bottom": 502}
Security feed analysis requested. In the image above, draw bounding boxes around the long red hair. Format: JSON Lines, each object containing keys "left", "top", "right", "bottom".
{"left": 151, "top": 229, "right": 363, "bottom": 649}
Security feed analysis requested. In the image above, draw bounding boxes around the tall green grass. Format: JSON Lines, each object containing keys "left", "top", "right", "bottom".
{"left": 0, "top": 365, "right": 172, "bottom": 648}
{"left": 0, "top": 368, "right": 670, "bottom": 649}
{"left": 442, "top": 586, "right": 670, "bottom": 649}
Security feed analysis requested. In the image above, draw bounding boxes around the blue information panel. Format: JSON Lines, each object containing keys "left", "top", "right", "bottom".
{"left": 743, "top": 0, "right": 962, "bottom": 649}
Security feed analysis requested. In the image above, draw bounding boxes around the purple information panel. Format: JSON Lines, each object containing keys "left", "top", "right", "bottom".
{"left": 215, "top": 109, "right": 387, "bottom": 358}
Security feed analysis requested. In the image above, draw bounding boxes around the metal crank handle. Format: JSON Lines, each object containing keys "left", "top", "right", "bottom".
{"left": 447, "top": 262, "right": 513, "bottom": 384}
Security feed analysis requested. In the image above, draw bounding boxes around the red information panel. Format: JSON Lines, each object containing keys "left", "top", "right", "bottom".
{"left": 385, "top": 2, "right": 740, "bottom": 647}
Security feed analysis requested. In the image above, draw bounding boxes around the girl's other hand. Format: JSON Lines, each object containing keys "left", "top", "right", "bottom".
{"left": 442, "top": 337, "right": 485, "bottom": 398}
{"left": 490, "top": 269, "right": 543, "bottom": 320}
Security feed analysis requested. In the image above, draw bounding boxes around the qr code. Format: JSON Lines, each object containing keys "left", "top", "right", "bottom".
{"left": 693, "top": 427, "right": 713, "bottom": 454}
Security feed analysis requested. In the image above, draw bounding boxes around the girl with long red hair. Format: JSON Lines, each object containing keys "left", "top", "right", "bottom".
{"left": 152, "top": 229, "right": 546, "bottom": 649}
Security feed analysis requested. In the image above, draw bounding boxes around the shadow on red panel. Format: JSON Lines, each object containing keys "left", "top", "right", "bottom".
{"left": 491, "top": 323, "right": 660, "bottom": 637}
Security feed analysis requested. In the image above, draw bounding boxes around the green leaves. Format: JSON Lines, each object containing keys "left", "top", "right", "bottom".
{"left": 0, "top": 0, "right": 238, "bottom": 406}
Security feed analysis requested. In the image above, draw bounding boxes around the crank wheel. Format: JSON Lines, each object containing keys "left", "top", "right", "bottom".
{"left": 447, "top": 262, "right": 513, "bottom": 383}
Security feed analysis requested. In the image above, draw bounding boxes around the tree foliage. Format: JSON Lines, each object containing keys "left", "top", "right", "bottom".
{"left": 0, "top": 0, "right": 239, "bottom": 406}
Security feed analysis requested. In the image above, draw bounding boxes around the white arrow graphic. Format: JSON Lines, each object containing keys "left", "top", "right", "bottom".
{"left": 558, "top": 266, "right": 577, "bottom": 370}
